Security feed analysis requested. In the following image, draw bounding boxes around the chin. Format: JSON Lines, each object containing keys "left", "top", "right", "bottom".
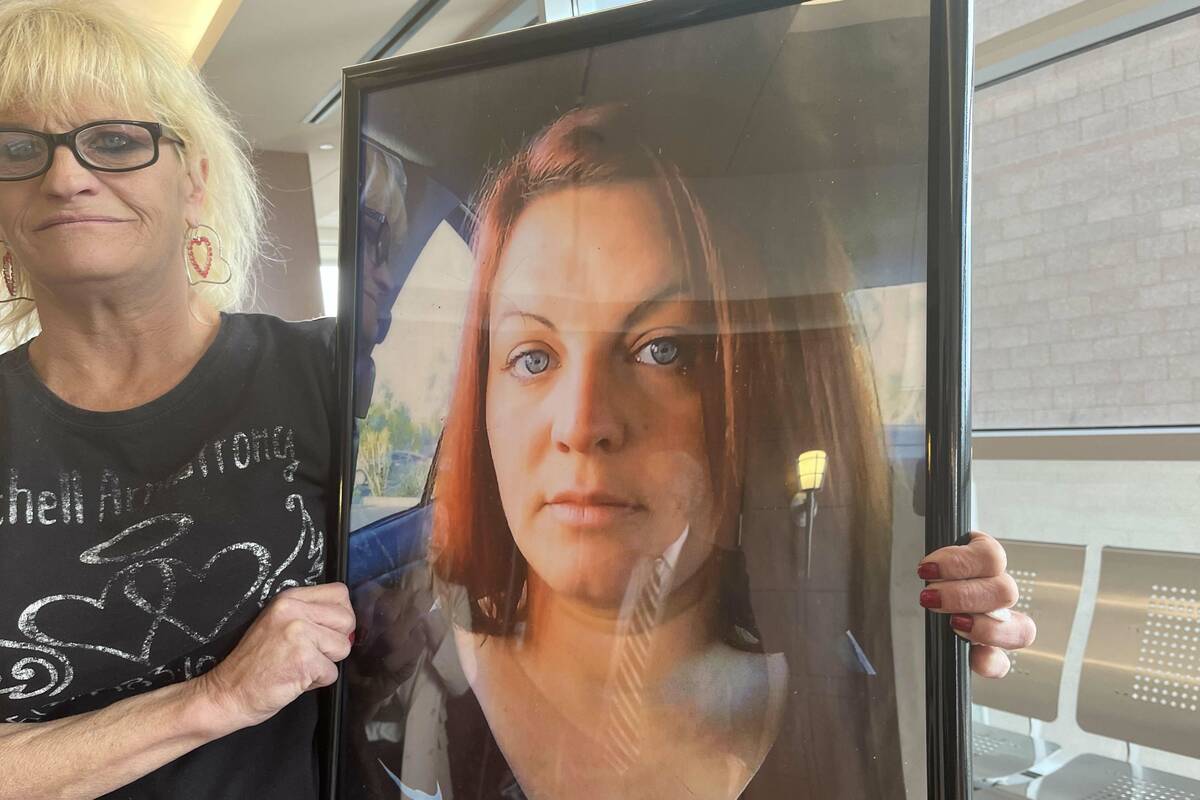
{"left": 36, "top": 248, "right": 154, "bottom": 282}
{"left": 38, "top": 264, "right": 133, "bottom": 287}
{"left": 523, "top": 532, "right": 656, "bottom": 610}
{"left": 544, "top": 571, "right": 639, "bottom": 611}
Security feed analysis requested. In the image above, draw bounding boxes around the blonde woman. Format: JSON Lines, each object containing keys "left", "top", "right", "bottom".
{"left": 0, "top": 2, "right": 353, "bottom": 798}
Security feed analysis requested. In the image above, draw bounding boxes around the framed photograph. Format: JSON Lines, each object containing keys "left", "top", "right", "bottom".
{"left": 331, "top": 0, "right": 972, "bottom": 797}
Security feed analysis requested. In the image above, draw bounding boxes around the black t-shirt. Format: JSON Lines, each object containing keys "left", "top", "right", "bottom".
{"left": 0, "top": 312, "right": 337, "bottom": 799}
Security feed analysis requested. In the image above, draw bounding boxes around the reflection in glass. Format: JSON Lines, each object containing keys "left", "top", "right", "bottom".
{"left": 794, "top": 450, "right": 828, "bottom": 578}
{"left": 342, "top": 3, "right": 932, "bottom": 797}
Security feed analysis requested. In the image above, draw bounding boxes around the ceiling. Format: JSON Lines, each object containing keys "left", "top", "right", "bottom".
{"left": 200, "top": 0, "right": 525, "bottom": 235}
{"left": 196, "top": 0, "right": 934, "bottom": 244}
{"left": 129, "top": 0, "right": 243, "bottom": 64}
{"left": 179, "top": 0, "right": 1157, "bottom": 260}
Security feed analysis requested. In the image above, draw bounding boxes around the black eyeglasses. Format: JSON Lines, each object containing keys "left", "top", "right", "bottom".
{"left": 360, "top": 207, "right": 391, "bottom": 267}
{"left": 0, "top": 120, "right": 184, "bottom": 181}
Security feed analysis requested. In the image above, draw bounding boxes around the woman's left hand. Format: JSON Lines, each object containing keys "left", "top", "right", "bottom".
{"left": 917, "top": 531, "right": 1037, "bottom": 678}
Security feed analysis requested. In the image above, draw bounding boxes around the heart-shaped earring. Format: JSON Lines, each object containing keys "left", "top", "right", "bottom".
{"left": 187, "top": 235, "right": 212, "bottom": 279}
{"left": 183, "top": 224, "right": 230, "bottom": 286}
{"left": 0, "top": 241, "right": 33, "bottom": 303}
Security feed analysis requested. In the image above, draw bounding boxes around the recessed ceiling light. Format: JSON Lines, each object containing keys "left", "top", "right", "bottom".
{"left": 318, "top": 143, "right": 335, "bottom": 151}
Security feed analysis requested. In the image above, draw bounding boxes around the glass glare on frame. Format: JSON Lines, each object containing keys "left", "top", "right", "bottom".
{"left": 339, "top": 1, "right": 938, "bottom": 796}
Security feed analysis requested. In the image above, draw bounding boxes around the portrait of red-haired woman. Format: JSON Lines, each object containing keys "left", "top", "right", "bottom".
{"left": 425, "top": 104, "right": 898, "bottom": 799}
{"left": 343, "top": 101, "right": 1031, "bottom": 800}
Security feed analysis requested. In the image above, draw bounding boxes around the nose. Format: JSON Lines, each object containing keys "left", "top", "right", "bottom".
{"left": 40, "top": 145, "right": 99, "bottom": 200}
{"left": 367, "top": 255, "right": 394, "bottom": 295}
{"left": 550, "top": 353, "right": 626, "bottom": 454}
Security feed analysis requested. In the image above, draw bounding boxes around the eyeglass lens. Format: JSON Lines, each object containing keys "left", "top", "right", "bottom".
{"left": 0, "top": 123, "right": 156, "bottom": 179}
{"left": 360, "top": 213, "right": 390, "bottom": 266}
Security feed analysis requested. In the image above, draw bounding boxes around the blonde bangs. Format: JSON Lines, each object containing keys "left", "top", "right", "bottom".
{"left": 0, "top": 0, "right": 263, "bottom": 347}
{"left": 0, "top": 3, "right": 167, "bottom": 121}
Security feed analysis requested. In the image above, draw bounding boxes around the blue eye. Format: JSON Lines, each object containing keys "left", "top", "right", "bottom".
{"left": 522, "top": 351, "right": 551, "bottom": 374}
{"left": 635, "top": 337, "right": 680, "bottom": 366}
{"left": 94, "top": 134, "right": 133, "bottom": 151}
{"left": 1, "top": 137, "right": 40, "bottom": 162}
{"left": 506, "top": 348, "right": 554, "bottom": 378}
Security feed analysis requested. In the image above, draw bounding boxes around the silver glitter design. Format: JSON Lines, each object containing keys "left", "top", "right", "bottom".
{"left": 0, "top": 639, "right": 73, "bottom": 700}
{"left": 260, "top": 494, "right": 325, "bottom": 602}
{"left": 20, "top": 541, "right": 270, "bottom": 664}
{"left": 18, "top": 560, "right": 178, "bottom": 665}
{"left": 80, "top": 513, "right": 194, "bottom": 565}
{"left": 232, "top": 432, "right": 251, "bottom": 470}
{"left": 122, "top": 544, "right": 272, "bottom": 644}
{"left": 5, "top": 421, "right": 312, "bottom": 712}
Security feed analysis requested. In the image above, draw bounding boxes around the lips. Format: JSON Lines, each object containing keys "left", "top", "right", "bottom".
{"left": 35, "top": 216, "right": 130, "bottom": 231}
{"left": 544, "top": 490, "right": 643, "bottom": 528}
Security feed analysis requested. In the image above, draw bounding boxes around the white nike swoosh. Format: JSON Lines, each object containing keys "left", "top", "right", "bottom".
{"left": 378, "top": 758, "right": 444, "bottom": 800}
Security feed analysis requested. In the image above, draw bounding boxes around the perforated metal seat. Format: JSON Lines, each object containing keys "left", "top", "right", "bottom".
{"left": 973, "top": 722, "right": 1060, "bottom": 785}
{"left": 972, "top": 540, "right": 1085, "bottom": 785}
{"left": 1076, "top": 547, "right": 1200, "bottom": 760}
{"left": 1034, "top": 753, "right": 1200, "bottom": 800}
{"left": 973, "top": 785, "right": 1029, "bottom": 799}
{"left": 1030, "top": 547, "right": 1200, "bottom": 799}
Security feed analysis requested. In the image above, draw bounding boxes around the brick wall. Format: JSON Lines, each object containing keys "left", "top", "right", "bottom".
{"left": 971, "top": 14, "right": 1200, "bottom": 428}
{"left": 974, "top": 0, "right": 1082, "bottom": 42}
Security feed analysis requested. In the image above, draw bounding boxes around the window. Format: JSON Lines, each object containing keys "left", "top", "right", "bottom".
{"left": 970, "top": 9, "right": 1200, "bottom": 794}
{"left": 350, "top": 221, "right": 472, "bottom": 530}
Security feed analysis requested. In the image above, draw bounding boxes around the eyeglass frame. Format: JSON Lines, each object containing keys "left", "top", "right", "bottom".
{"left": 359, "top": 207, "right": 391, "bottom": 268}
{"left": 0, "top": 120, "right": 185, "bottom": 182}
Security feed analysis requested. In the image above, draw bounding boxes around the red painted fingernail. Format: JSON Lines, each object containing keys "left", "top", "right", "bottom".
{"left": 349, "top": 630, "right": 356, "bottom": 644}
{"left": 920, "top": 588, "right": 942, "bottom": 609}
{"left": 950, "top": 614, "right": 973, "bottom": 633}
{"left": 917, "top": 562, "right": 941, "bottom": 581}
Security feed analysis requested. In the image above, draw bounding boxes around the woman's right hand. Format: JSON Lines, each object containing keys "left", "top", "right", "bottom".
{"left": 196, "top": 583, "right": 355, "bottom": 730}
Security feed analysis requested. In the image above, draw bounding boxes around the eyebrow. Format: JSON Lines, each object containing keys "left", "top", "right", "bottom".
{"left": 493, "top": 282, "right": 687, "bottom": 333}
{"left": 495, "top": 307, "right": 557, "bottom": 331}
{"left": 622, "top": 283, "right": 688, "bottom": 330}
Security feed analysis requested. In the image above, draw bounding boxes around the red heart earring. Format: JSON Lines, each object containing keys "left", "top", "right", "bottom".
{"left": 183, "top": 225, "right": 230, "bottom": 286}
{"left": 3, "top": 250, "right": 15, "bottom": 296}
{"left": 187, "top": 234, "right": 213, "bottom": 279}
{"left": 0, "top": 242, "right": 32, "bottom": 303}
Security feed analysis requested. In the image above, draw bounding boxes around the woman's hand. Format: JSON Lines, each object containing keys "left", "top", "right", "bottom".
{"left": 196, "top": 582, "right": 356, "bottom": 731}
{"left": 917, "top": 532, "right": 1037, "bottom": 678}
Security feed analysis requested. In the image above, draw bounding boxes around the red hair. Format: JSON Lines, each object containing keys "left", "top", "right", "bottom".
{"left": 430, "top": 103, "right": 901, "bottom": 792}
{"left": 432, "top": 105, "right": 889, "bottom": 651}
{"left": 432, "top": 106, "right": 753, "bottom": 626}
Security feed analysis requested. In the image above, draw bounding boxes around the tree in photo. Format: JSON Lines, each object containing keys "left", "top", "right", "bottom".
{"left": 360, "top": 425, "right": 392, "bottom": 497}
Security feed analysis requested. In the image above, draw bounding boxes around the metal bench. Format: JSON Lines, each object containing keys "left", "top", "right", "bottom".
{"left": 972, "top": 540, "right": 1086, "bottom": 786}
{"left": 1026, "top": 546, "right": 1200, "bottom": 798}
{"left": 973, "top": 785, "right": 1029, "bottom": 799}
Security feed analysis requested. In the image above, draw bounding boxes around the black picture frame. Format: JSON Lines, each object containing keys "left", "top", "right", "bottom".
{"left": 329, "top": 1, "right": 973, "bottom": 797}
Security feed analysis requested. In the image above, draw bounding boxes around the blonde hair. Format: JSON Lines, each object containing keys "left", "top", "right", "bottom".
{"left": 0, "top": 0, "right": 262, "bottom": 344}
{"left": 361, "top": 138, "right": 408, "bottom": 258}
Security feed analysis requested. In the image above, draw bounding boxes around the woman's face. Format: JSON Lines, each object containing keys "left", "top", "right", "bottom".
{"left": 0, "top": 106, "right": 204, "bottom": 296}
{"left": 485, "top": 182, "right": 717, "bottom": 610}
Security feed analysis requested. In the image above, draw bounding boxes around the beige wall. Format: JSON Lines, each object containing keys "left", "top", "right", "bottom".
{"left": 972, "top": 15, "right": 1200, "bottom": 428}
{"left": 975, "top": 0, "right": 1083, "bottom": 42}
{"left": 252, "top": 150, "right": 324, "bottom": 321}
